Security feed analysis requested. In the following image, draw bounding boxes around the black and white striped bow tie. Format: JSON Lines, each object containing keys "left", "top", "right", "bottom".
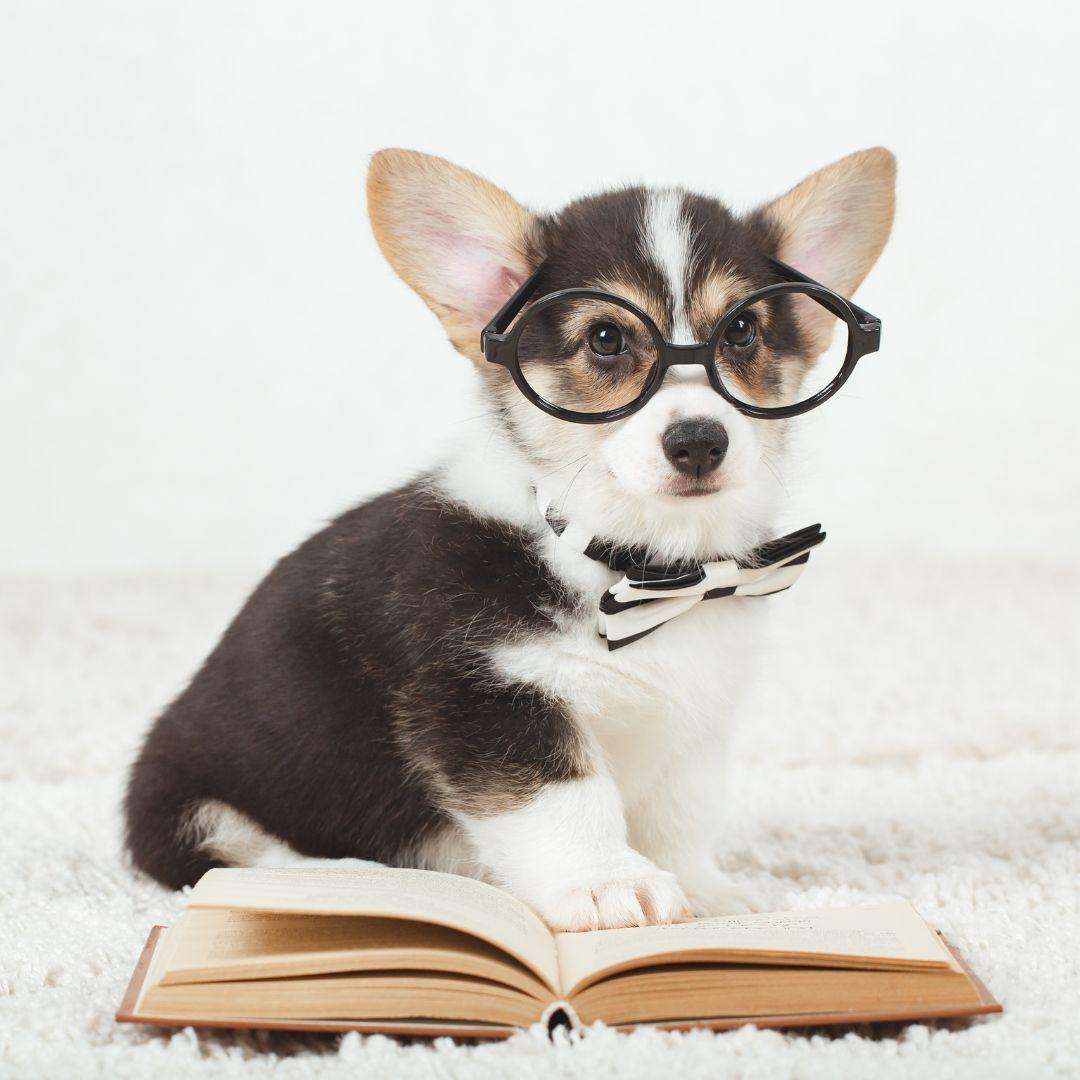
{"left": 537, "top": 490, "right": 825, "bottom": 650}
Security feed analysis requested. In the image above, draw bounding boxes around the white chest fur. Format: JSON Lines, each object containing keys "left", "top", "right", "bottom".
{"left": 489, "top": 543, "right": 766, "bottom": 811}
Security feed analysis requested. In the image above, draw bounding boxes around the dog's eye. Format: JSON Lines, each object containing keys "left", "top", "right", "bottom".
{"left": 723, "top": 315, "right": 757, "bottom": 349}
{"left": 589, "top": 322, "right": 625, "bottom": 357}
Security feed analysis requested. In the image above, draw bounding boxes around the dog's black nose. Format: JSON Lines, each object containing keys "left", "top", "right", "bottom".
{"left": 661, "top": 419, "right": 729, "bottom": 478}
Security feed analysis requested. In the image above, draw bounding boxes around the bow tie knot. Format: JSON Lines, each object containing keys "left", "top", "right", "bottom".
{"left": 536, "top": 489, "right": 824, "bottom": 650}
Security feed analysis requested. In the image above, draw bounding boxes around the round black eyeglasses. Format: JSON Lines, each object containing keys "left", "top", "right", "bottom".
{"left": 481, "top": 257, "right": 882, "bottom": 424}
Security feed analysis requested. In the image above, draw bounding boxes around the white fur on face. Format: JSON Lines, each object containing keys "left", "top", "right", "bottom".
{"left": 641, "top": 189, "right": 696, "bottom": 345}
{"left": 502, "top": 371, "right": 784, "bottom": 563}
{"left": 599, "top": 371, "right": 763, "bottom": 500}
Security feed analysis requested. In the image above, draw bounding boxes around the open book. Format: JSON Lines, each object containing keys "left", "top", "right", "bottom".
{"left": 117, "top": 867, "right": 1000, "bottom": 1038}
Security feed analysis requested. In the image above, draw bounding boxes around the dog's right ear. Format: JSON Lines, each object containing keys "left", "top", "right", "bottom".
{"left": 367, "top": 149, "right": 539, "bottom": 365}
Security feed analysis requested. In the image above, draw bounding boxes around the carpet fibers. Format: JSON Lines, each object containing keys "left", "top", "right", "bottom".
{"left": 2, "top": 549, "right": 1077, "bottom": 1078}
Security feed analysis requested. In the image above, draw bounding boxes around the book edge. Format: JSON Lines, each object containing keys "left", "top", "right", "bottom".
{"left": 618, "top": 998, "right": 1003, "bottom": 1035}
{"left": 115, "top": 924, "right": 164, "bottom": 1021}
{"left": 936, "top": 932, "right": 1001, "bottom": 1011}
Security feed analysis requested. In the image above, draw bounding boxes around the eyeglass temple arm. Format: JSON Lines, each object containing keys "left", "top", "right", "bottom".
{"left": 481, "top": 266, "right": 546, "bottom": 358}
{"left": 766, "top": 257, "right": 881, "bottom": 332}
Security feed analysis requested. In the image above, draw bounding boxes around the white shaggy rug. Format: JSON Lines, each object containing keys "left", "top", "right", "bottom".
{"left": 2, "top": 548, "right": 1078, "bottom": 1078}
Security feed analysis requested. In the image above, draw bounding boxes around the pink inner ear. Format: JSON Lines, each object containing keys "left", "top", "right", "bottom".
{"left": 786, "top": 222, "right": 840, "bottom": 290}
{"left": 434, "top": 233, "right": 524, "bottom": 320}
{"left": 780, "top": 220, "right": 845, "bottom": 348}
{"left": 793, "top": 238, "right": 833, "bottom": 288}
{"left": 784, "top": 192, "right": 863, "bottom": 291}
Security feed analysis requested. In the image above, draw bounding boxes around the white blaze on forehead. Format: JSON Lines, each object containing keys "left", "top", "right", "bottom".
{"left": 641, "top": 189, "right": 696, "bottom": 345}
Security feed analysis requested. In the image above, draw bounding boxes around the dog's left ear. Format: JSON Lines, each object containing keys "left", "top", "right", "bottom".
{"left": 759, "top": 147, "right": 896, "bottom": 351}
{"left": 367, "top": 149, "right": 539, "bottom": 365}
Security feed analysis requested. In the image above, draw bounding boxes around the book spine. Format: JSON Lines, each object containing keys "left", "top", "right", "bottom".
{"left": 541, "top": 1000, "right": 581, "bottom": 1037}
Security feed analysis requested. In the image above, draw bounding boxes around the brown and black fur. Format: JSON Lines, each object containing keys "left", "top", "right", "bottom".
{"left": 124, "top": 483, "right": 588, "bottom": 888}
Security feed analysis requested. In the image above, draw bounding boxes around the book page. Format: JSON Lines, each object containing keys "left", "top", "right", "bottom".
{"left": 569, "top": 963, "right": 981, "bottom": 1027}
{"left": 157, "top": 908, "right": 550, "bottom": 1000}
{"left": 186, "top": 867, "right": 559, "bottom": 993}
{"left": 141, "top": 968, "right": 545, "bottom": 1028}
{"left": 556, "top": 902, "right": 953, "bottom": 997}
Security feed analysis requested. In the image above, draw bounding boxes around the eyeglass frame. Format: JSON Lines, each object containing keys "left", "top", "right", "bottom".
{"left": 481, "top": 256, "right": 882, "bottom": 424}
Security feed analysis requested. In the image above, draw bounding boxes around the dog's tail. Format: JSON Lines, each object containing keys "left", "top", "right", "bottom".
{"left": 124, "top": 729, "right": 222, "bottom": 890}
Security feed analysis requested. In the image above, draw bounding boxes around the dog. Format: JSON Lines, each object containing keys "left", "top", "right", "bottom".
{"left": 124, "top": 147, "right": 895, "bottom": 931}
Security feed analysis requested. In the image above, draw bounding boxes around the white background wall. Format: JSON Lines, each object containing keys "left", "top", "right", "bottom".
{"left": 2, "top": 0, "right": 1078, "bottom": 574}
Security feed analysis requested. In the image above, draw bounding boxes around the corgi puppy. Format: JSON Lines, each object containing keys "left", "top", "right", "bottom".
{"left": 125, "top": 148, "right": 895, "bottom": 931}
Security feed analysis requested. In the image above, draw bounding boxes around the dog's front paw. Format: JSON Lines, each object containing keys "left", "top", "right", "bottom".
{"left": 530, "top": 854, "right": 690, "bottom": 932}
{"left": 681, "top": 872, "right": 769, "bottom": 917}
